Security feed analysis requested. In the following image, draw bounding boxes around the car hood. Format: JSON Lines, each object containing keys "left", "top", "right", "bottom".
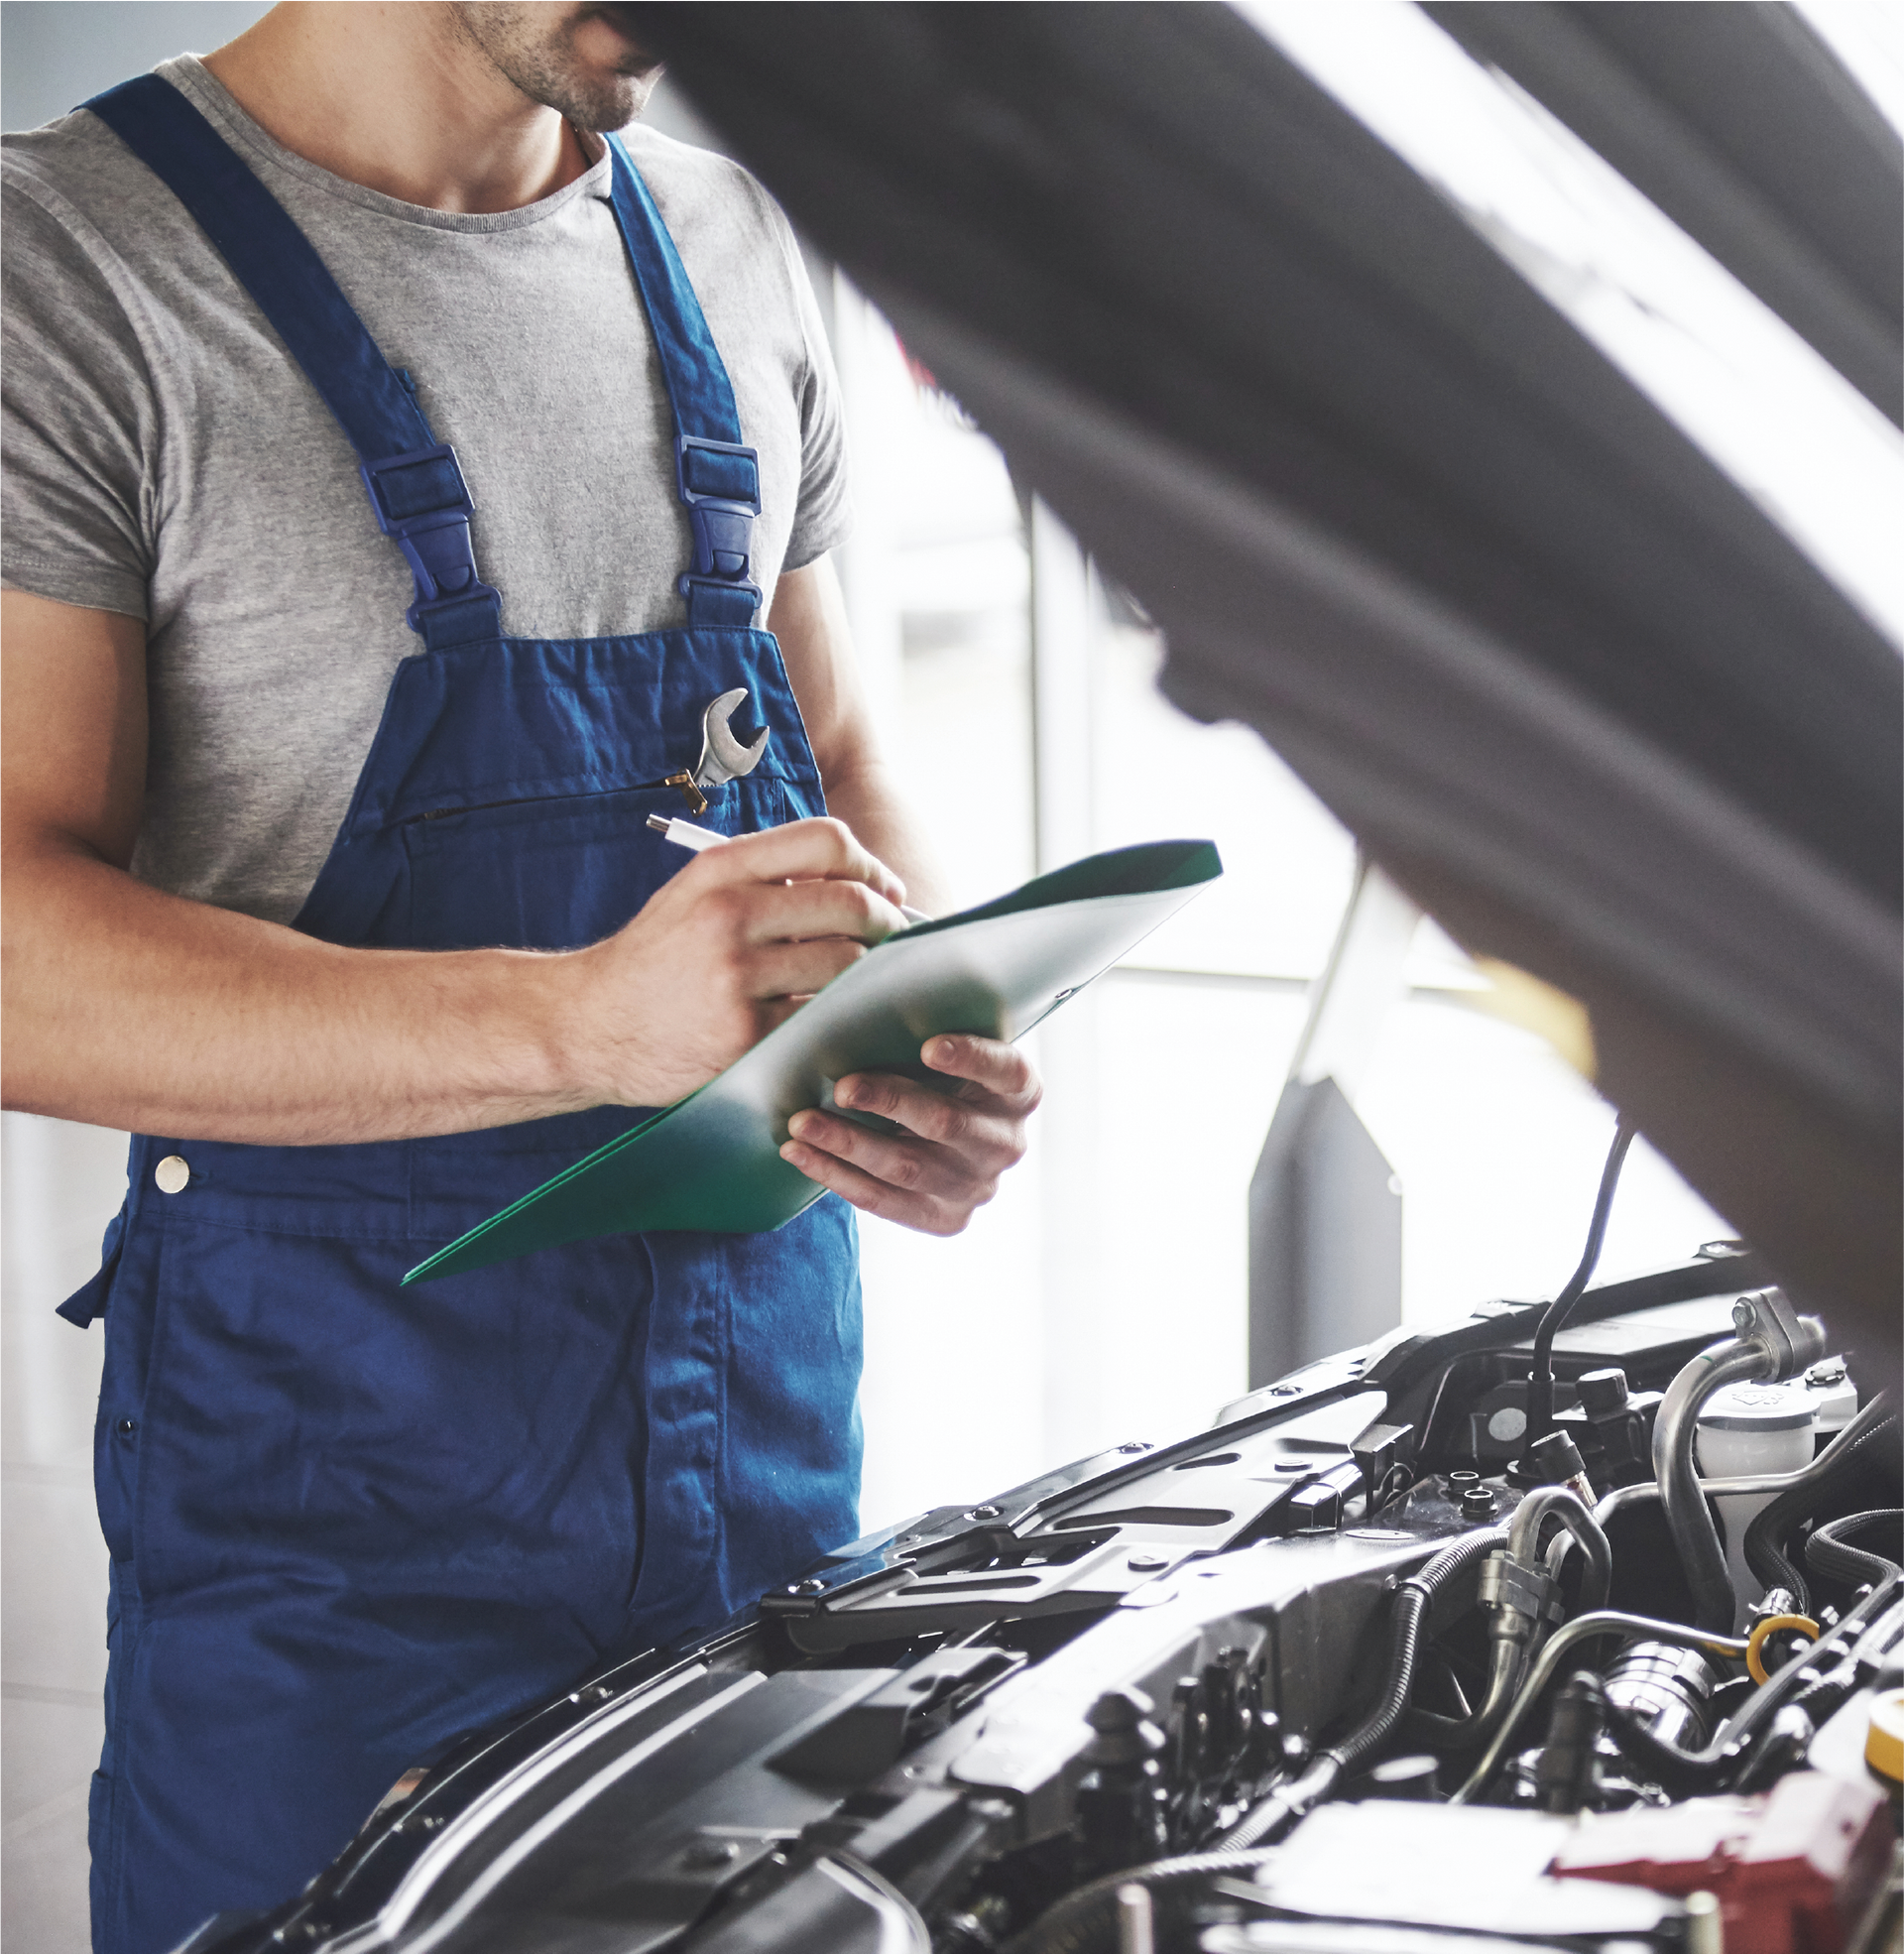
{"left": 635, "top": 1, "right": 1902, "bottom": 1369}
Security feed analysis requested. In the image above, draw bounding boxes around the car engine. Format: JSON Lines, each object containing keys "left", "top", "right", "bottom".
{"left": 185, "top": 1247, "right": 1900, "bottom": 1954}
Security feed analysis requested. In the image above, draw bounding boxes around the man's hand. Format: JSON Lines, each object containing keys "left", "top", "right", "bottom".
{"left": 1, "top": 585, "right": 915, "bottom": 1142}
{"left": 3, "top": 567, "right": 948, "bottom": 1146}
{"left": 779, "top": 1036, "right": 1042, "bottom": 1235}
{"left": 568, "top": 818, "right": 910, "bottom": 1108}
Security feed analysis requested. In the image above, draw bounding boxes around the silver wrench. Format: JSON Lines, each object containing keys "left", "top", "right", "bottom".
{"left": 663, "top": 687, "right": 771, "bottom": 814}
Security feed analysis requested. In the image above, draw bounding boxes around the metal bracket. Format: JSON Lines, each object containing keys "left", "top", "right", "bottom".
{"left": 1730, "top": 1288, "right": 1827, "bottom": 1382}
{"left": 1478, "top": 1549, "right": 1566, "bottom": 1627}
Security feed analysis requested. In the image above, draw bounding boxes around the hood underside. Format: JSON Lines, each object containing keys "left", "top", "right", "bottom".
{"left": 634, "top": 1, "right": 1903, "bottom": 1367}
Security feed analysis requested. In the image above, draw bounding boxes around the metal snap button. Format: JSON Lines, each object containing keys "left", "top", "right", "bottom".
{"left": 154, "top": 1155, "right": 190, "bottom": 1194}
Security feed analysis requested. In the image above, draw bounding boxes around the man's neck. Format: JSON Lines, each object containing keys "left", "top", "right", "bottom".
{"left": 202, "top": 3, "right": 592, "bottom": 214}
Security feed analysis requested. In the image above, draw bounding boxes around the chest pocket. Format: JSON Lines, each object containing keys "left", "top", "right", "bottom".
{"left": 404, "top": 774, "right": 790, "bottom": 953}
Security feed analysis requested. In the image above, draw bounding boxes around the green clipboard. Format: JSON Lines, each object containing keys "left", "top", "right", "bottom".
{"left": 403, "top": 839, "right": 1222, "bottom": 1283}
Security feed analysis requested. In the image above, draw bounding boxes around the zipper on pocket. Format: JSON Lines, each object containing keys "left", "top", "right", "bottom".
{"left": 412, "top": 775, "right": 707, "bottom": 823}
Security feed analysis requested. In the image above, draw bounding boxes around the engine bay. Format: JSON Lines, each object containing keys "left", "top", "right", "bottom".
{"left": 184, "top": 1243, "right": 1901, "bottom": 1954}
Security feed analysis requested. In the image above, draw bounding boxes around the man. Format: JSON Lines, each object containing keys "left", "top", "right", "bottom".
{"left": 1, "top": 6, "right": 1040, "bottom": 1949}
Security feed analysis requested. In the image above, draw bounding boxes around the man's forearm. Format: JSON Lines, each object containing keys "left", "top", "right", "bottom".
{"left": 823, "top": 760, "right": 951, "bottom": 918}
{"left": 3, "top": 843, "right": 589, "bottom": 1144}
{"left": 2, "top": 576, "right": 939, "bottom": 1149}
{"left": 3, "top": 819, "right": 906, "bottom": 1146}
{"left": 765, "top": 559, "right": 953, "bottom": 918}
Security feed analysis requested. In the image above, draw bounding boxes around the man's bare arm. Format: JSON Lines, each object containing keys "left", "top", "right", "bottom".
{"left": 1, "top": 589, "right": 905, "bottom": 1144}
{"left": 768, "top": 556, "right": 948, "bottom": 916}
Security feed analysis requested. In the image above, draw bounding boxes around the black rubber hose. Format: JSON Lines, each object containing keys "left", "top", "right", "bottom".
{"left": 1338, "top": 1589, "right": 1428, "bottom": 1772}
{"left": 1742, "top": 1399, "right": 1896, "bottom": 1613}
{"left": 1329, "top": 1527, "right": 1509, "bottom": 1774}
{"left": 1523, "top": 1119, "right": 1635, "bottom": 1453}
{"left": 1806, "top": 1510, "right": 1903, "bottom": 1590}
{"left": 1598, "top": 1688, "right": 1738, "bottom": 1795}
{"left": 1216, "top": 1527, "right": 1508, "bottom": 1847}
{"left": 1751, "top": 1533, "right": 1812, "bottom": 1617}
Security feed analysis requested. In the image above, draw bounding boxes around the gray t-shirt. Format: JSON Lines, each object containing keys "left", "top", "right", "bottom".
{"left": 2, "top": 57, "right": 848, "bottom": 924}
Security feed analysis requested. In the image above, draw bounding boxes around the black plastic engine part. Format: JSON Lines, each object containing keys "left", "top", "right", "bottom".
{"left": 1554, "top": 1369, "right": 1663, "bottom": 1489}
{"left": 1073, "top": 1687, "right": 1168, "bottom": 1877}
{"left": 1535, "top": 1671, "right": 1606, "bottom": 1814}
{"left": 1216, "top": 1527, "right": 1509, "bottom": 1852}
{"left": 1528, "top": 1428, "right": 1590, "bottom": 1490}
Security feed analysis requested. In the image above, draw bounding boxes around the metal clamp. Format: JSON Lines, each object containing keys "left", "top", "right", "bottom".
{"left": 1729, "top": 1288, "right": 1827, "bottom": 1383}
{"left": 1479, "top": 1549, "right": 1565, "bottom": 1627}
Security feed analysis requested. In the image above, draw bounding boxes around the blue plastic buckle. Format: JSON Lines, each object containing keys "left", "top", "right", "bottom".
{"left": 675, "top": 433, "right": 763, "bottom": 616}
{"left": 360, "top": 443, "right": 502, "bottom": 635}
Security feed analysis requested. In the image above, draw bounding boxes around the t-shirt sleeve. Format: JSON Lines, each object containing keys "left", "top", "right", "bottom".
{"left": 766, "top": 201, "right": 851, "bottom": 574}
{"left": 2, "top": 160, "right": 156, "bottom": 621}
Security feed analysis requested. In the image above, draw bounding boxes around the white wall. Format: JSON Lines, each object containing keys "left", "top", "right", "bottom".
{"left": 2, "top": 14, "right": 274, "bottom": 1947}
{"left": 0, "top": 0, "right": 270, "bottom": 130}
{"left": 3, "top": 1114, "right": 123, "bottom": 1954}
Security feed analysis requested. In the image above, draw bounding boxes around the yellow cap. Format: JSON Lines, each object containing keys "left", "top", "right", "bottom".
{"left": 1866, "top": 1688, "right": 1904, "bottom": 1784}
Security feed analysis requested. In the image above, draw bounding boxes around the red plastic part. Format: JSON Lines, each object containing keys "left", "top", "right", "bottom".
{"left": 1551, "top": 1771, "right": 1890, "bottom": 1954}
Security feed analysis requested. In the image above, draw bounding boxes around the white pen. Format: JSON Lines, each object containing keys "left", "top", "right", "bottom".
{"left": 646, "top": 813, "right": 932, "bottom": 923}
{"left": 645, "top": 812, "right": 729, "bottom": 853}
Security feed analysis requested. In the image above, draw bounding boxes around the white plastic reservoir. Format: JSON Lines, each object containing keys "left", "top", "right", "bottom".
{"left": 1696, "top": 1379, "right": 1821, "bottom": 1633}
{"left": 1801, "top": 1359, "right": 1858, "bottom": 1447}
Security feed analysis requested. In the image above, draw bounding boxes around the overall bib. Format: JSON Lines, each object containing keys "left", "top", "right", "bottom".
{"left": 62, "top": 77, "right": 863, "bottom": 1954}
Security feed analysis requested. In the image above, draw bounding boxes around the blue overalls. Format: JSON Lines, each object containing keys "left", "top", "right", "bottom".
{"left": 61, "top": 76, "right": 863, "bottom": 1954}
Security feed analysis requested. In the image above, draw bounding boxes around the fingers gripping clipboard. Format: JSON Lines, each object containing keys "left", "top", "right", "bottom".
{"left": 403, "top": 840, "right": 1222, "bottom": 1283}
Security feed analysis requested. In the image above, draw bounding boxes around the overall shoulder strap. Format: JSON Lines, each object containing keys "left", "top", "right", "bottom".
{"left": 606, "top": 138, "right": 764, "bottom": 630}
{"left": 86, "top": 74, "right": 502, "bottom": 651}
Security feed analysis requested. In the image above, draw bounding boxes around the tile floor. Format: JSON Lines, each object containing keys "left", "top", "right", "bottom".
{"left": 5, "top": 1114, "right": 126, "bottom": 1954}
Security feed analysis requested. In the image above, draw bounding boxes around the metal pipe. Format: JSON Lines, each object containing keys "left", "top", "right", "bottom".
{"left": 1116, "top": 1884, "right": 1155, "bottom": 1954}
{"left": 1511, "top": 1484, "right": 1611, "bottom": 1613}
{"left": 1595, "top": 1393, "right": 1894, "bottom": 1528}
{"left": 1445, "top": 1496, "right": 1608, "bottom": 1759}
{"left": 1654, "top": 1340, "right": 1778, "bottom": 1631}
{"left": 1455, "top": 1574, "right": 1900, "bottom": 1807}
{"left": 1451, "top": 1611, "right": 1749, "bottom": 1804}
{"left": 1466, "top": 1634, "right": 1527, "bottom": 1746}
